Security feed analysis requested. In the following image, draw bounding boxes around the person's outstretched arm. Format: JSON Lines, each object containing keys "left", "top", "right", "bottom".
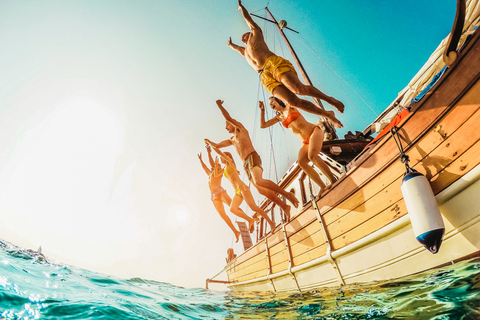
{"left": 258, "top": 101, "right": 280, "bottom": 129}
{"left": 237, "top": 0, "right": 260, "bottom": 31}
{"left": 206, "top": 145, "right": 215, "bottom": 167}
{"left": 197, "top": 153, "right": 211, "bottom": 175}
{"left": 209, "top": 144, "right": 234, "bottom": 167}
{"left": 227, "top": 37, "right": 245, "bottom": 56}
{"left": 204, "top": 138, "right": 233, "bottom": 150}
{"left": 215, "top": 99, "right": 243, "bottom": 130}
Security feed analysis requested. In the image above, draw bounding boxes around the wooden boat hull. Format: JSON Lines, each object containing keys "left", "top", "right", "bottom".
{"left": 230, "top": 172, "right": 480, "bottom": 291}
{"left": 225, "top": 24, "right": 480, "bottom": 293}
{"left": 229, "top": 171, "right": 480, "bottom": 292}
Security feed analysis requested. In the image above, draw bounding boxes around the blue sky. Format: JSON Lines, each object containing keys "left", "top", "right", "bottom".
{"left": 0, "top": 0, "right": 456, "bottom": 288}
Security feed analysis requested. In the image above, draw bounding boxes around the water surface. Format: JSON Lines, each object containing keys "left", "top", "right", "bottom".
{"left": 0, "top": 240, "right": 479, "bottom": 319}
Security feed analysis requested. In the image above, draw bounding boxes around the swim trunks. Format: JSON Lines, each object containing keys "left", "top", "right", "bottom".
{"left": 211, "top": 186, "right": 226, "bottom": 201}
{"left": 243, "top": 151, "right": 262, "bottom": 181}
{"left": 303, "top": 126, "right": 322, "bottom": 144}
{"left": 282, "top": 111, "right": 301, "bottom": 128}
{"left": 259, "top": 54, "right": 297, "bottom": 94}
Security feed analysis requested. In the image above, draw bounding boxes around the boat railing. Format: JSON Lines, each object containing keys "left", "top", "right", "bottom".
{"left": 254, "top": 154, "right": 344, "bottom": 242}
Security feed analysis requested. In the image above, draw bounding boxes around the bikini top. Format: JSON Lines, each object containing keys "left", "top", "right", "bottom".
{"left": 282, "top": 111, "right": 301, "bottom": 128}
{"left": 224, "top": 165, "right": 239, "bottom": 178}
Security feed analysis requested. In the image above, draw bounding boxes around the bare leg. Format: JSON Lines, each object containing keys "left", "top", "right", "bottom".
{"left": 280, "top": 71, "right": 345, "bottom": 113}
{"left": 254, "top": 184, "right": 291, "bottom": 224}
{"left": 212, "top": 199, "right": 240, "bottom": 242}
{"left": 250, "top": 166, "right": 299, "bottom": 208}
{"left": 220, "top": 192, "right": 232, "bottom": 207}
{"left": 273, "top": 85, "right": 343, "bottom": 128}
{"left": 229, "top": 193, "right": 256, "bottom": 231}
{"left": 309, "top": 127, "right": 337, "bottom": 188}
{"left": 298, "top": 145, "right": 326, "bottom": 190}
{"left": 242, "top": 188, "right": 270, "bottom": 231}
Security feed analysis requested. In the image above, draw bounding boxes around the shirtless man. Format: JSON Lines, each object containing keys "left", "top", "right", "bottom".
{"left": 228, "top": 0, "right": 344, "bottom": 128}
{"left": 205, "top": 99, "right": 299, "bottom": 223}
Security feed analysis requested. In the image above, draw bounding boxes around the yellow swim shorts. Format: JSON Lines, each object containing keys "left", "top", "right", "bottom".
{"left": 259, "top": 55, "right": 297, "bottom": 94}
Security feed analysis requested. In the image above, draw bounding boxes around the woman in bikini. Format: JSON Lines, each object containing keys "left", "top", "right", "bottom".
{"left": 209, "top": 145, "right": 274, "bottom": 232}
{"left": 198, "top": 145, "right": 241, "bottom": 242}
{"left": 259, "top": 97, "right": 337, "bottom": 193}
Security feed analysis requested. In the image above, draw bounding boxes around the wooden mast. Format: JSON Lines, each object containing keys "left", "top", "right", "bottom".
{"left": 258, "top": 7, "right": 338, "bottom": 139}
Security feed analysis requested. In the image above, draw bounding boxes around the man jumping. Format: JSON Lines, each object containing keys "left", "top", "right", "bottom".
{"left": 205, "top": 99, "right": 299, "bottom": 224}
{"left": 228, "top": 0, "right": 344, "bottom": 128}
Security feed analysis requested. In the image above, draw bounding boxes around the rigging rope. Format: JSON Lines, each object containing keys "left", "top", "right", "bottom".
{"left": 291, "top": 32, "right": 379, "bottom": 118}
{"left": 265, "top": 18, "right": 354, "bottom": 132}
{"left": 306, "top": 54, "right": 365, "bottom": 129}
{"left": 288, "top": 34, "right": 368, "bottom": 129}
{"left": 295, "top": 57, "right": 352, "bottom": 132}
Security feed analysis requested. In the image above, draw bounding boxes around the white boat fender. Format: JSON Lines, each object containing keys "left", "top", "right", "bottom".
{"left": 401, "top": 167, "right": 445, "bottom": 254}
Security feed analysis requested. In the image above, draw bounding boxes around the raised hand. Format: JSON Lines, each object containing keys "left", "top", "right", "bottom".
{"left": 258, "top": 101, "right": 265, "bottom": 110}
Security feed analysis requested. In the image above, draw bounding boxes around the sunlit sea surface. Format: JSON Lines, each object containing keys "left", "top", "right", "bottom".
{"left": 0, "top": 240, "right": 479, "bottom": 319}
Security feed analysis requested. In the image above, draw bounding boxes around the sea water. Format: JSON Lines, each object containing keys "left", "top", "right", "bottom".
{"left": 0, "top": 240, "right": 479, "bottom": 320}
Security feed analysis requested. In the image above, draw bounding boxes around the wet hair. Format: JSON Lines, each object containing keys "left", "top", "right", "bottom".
{"left": 269, "top": 96, "right": 286, "bottom": 108}
{"left": 224, "top": 152, "right": 236, "bottom": 165}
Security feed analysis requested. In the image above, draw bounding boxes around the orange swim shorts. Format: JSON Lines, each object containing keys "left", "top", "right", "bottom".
{"left": 259, "top": 55, "right": 297, "bottom": 94}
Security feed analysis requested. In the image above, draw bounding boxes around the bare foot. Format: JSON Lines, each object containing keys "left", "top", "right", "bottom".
{"left": 332, "top": 99, "right": 345, "bottom": 113}
{"left": 248, "top": 218, "right": 258, "bottom": 233}
{"left": 235, "top": 232, "right": 240, "bottom": 243}
{"left": 325, "top": 110, "right": 343, "bottom": 128}
{"left": 286, "top": 190, "right": 299, "bottom": 208}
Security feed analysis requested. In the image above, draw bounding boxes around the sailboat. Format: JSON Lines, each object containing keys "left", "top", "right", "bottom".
{"left": 208, "top": 0, "right": 480, "bottom": 292}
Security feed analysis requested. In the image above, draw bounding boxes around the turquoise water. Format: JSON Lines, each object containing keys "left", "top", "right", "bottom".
{"left": 0, "top": 240, "right": 479, "bottom": 319}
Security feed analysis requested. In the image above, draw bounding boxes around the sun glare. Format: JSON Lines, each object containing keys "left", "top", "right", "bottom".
{"left": 1, "top": 92, "right": 126, "bottom": 233}
{"left": 168, "top": 204, "right": 192, "bottom": 226}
